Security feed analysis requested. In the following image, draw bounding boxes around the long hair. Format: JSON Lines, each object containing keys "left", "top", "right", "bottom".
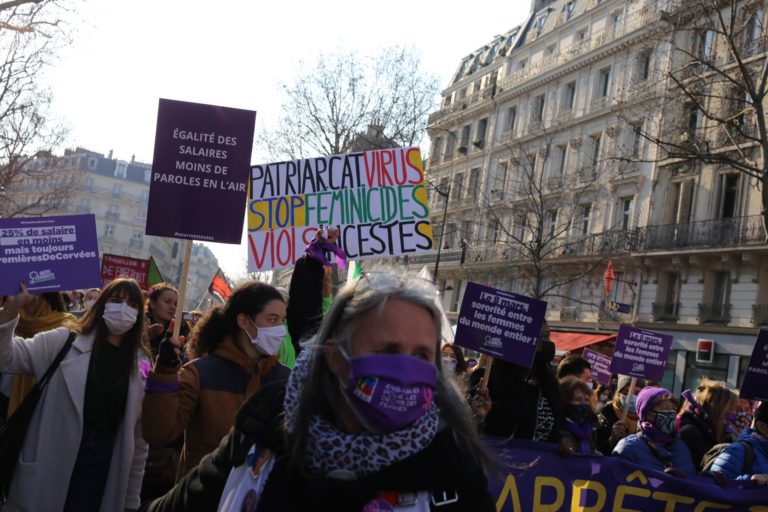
{"left": 442, "top": 342, "right": 468, "bottom": 376}
{"left": 689, "top": 378, "right": 737, "bottom": 441}
{"left": 187, "top": 281, "right": 284, "bottom": 357}
{"left": 288, "top": 272, "right": 495, "bottom": 473}
{"left": 75, "top": 278, "right": 149, "bottom": 372}
{"left": 145, "top": 282, "right": 178, "bottom": 324}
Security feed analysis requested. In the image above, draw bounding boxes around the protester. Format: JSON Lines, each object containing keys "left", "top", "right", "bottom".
{"left": 6, "top": 291, "right": 74, "bottom": 415}
{"left": 470, "top": 321, "right": 563, "bottom": 443}
{"left": 142, "top": 281, "right": 289, "bottom": 482}
{"left": 144, "top": 272, "right": 496, "bottom": 511}
{"left": 594, "top": 381, "right": 612, "bottom": 413}
{"left": 678, "top": 379, "right": 738, "bottom": 468}
{"left": 556, "top": 354, "right": 592, "bottom": 383}
{"left": 83, "top": 288, "right": 101, "bottom": 310}
{"left": 0, "top": 279, "right": 150, "bottom": 511}
{"left": 613, "top": 387, "right": 696, "bottom": 476}
{"left": 441, "top": 342, "right": 469, "bottom": 392}
{"left": 709, "top": 401, "right": 768, "bottom": 484}
{"left": 145, "top": 283, "right": 188, "bottom": 356}
{"left": 596, "top": 375, "right": 645, "bottom": 454}
{"left": 727, "top": 398, "right": 757, "bottom": 441}
{"left": 559, "top": 376, "right": 600, "bottom": 455}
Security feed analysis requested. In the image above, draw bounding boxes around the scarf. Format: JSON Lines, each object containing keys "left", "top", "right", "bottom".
{"left": 564, "top": 418, "right": 592, "bottom": 455}
{"left": 16, "top": 297, "right": 73, "bottom": 338}
{"left": 284, "top": 348, "right": 439, "bottom": 478}
{"left": 610, "top": 398, "right": 639, "bottom": 434}
{"left": 640, "top": 420, "right": 676, "bottom": 445}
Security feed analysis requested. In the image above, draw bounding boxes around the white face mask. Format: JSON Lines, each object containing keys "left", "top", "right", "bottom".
{"left": 585, "top": 381, "right": 594, "bottom": 390}
{"left": 246, "top": 320, "right": 285, "bottom": 356}
{"left": 441, "top": 356, "right": 457, "bottom": 374}
{"left": 103, "top": 302, "right": 138, "bottom": 335}
{"left": 84, "top": 299, "right": 95, "bottom": 310}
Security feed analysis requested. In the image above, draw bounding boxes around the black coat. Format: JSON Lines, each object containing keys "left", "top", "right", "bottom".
{"left": 678, "top": 410, "right": 718, "bottom": 469}
{"left": 144, "top": 380, "right": 495, "bottom": 512}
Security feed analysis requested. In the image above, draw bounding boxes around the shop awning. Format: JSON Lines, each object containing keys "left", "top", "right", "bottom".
{"left": 551, "top": 332, "right": 616, "bottom": 352}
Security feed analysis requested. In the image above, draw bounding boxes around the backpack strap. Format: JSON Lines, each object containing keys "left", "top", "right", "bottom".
{"left": 738, "top": 440, "right": 755, "bottom": 475}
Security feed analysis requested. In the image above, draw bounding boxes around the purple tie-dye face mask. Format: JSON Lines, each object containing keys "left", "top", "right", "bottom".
{"left": 339, "top": 349, "right": 437, "bottom": 434}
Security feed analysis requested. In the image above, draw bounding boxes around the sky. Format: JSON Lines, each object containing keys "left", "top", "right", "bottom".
{"left": 45, "top": 0, "right": 531, "bottom": 276}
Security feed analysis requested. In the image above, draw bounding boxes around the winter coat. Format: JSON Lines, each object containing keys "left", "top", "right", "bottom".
{"left": 142, "top": 336, "right": 289, "bottom": 480}
{"left": 0, "top": 317, "right": 149, "bottom": 512}
{"left": 613, "top": 433, "right": 697, "bottom": 476}
{"left": 710, "top": 428, "right": 768, "bottom": 479}
{"left": 678, "top": 410, "right": 718, "bottom": 469}
{"left": 143, "top": 379, "right": 495, "bottom": 512}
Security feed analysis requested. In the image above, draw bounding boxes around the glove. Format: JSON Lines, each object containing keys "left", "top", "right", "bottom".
{"left": 157, "top": 331, "right": 182, "bottom": 367}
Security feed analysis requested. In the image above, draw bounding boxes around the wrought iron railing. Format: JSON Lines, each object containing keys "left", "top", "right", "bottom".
{"left": 652, "top": 302, "right": 680, "bottom": 321}
{"left": 560, "top": 307, "right": 579, "bottom": 321}
{"left": 698, "top": 303, "right": 731, "bottom": 324}
{"left": 753, "top": 305, "right": 768, "bottom": 326}
{"left": 635, "top": 215, "right": 766, "bottom": 252}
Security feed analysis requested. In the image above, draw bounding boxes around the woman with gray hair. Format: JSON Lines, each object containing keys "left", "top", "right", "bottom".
{"left": 144, "top": 272, "right": 495, "bottom": 512}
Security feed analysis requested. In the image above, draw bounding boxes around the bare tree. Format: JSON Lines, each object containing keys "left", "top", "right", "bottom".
{"left": 623, "top": 0, "right": 768, "bottom": 232}
{"left": 257, "top": 46, "right": 440, "bottom": 160}
{"left": 0, "top": 0, "right": 74, "bottom": 218}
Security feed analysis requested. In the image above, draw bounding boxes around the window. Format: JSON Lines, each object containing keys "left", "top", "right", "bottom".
{"left": 709, "top": 271, "right": 731, "bottom": 321}
{"left": 132, "top": 230, "right": 143, "bottom": 241}
{"left": 518, "top": 58, "right": 528, "bottom": 71}
{"left": 548, "top": 209, "right": 559, "bottom": 237}
{"left": 576, "top": 29, "right": 588, "bottom": 42}
{"left": 506, "top": 106, "right": 518, "bottom": 134}
{"left": 686, "top": 105, "right": 702, "bottom": 137}
{"left": 104, "top": 224, "right": 115, "bottom": 239}
{"left": 446, "top": 223, "right": 457, "bottom": 248}
{"left": 563, "top": 1, "right": 574, "bottom": 21}
{"left": 531, "top": 94, "right": 546, "bottom": 127}
{"left": 461, "top": 220, "right": 473, "bottom": 244}
{"left": 468, "top": 168, "right": 480, "bottom": 197}
{"left": 444, "top": 133, "right": 456, "bottom": 161}
{"left": 114, "top": 161, "right": 127, "bottom": 178}
{"left": 581, "top": 204, "right": 592, "bottom": 235}
{"left": 664, "top": 272, "right": 681, "bottom": 307}
{"left": 112, "top": 183, "right": 124, "bottom": 197}
{"left": 459, "top": 125, "right": 470, "bottom": 152}
{"left": 553, "top": 145, "right": 567, "bottom": 178}
{"left": 563, "top": 81, "right": 576, "bottom": 111}
{"left": 78, "top": 198, "right": 91, "bottom": 212}
{"left": 493, "top": 162, "right": 508, "bottom": 198}
{"left": 474, "top": 118, "right": 487, "bottom": 147}
{"left": 668, "top": 179, "right": 695, "bottom": 224}
{"left": 88, "top": 157, "right": 98, "bottom": 170}
{"left": 744, "top": 8, "right": 764, "bottom": 53}
{"left": 431, "top": 138, "right": 442, "bottom": 165}
{"left": 546, "top": 44, "right": 557, "bottom": 56}
{"left": 590, "top": 134, "right": 602, "bottom": 176}
{"left": 85, "top": 176, "right": 95, "bottom": 192}
{"left": 453, "top": 174, "right": 464, "bottom": 204}
{"left": 694, "top": 30, "right": 714, "bottom": 61}
{"left": 597, "top": 67, "right": 611, "bottom": 97}
{"left": 637, "top": 51, "right": 652, "bottom": 81}
{"left": 619, "top": 197, "right": 634, "bottom": 230}
{"left": 630, "top": 124, "right": 643, "bottom": 158}
{"left": 106, "top": 204, "right": 119, "bottom": 220}
{"left": 514, "top": 214, "right": 527, "bottom": 240}
{"left": 488, "top": 219, "right": 499, "bottom": 244}
{"left": 611, "top": 10, "right": 624, "bottom": 34}
{"left": 717, "top": 173, "right": 740, "bottom": 219}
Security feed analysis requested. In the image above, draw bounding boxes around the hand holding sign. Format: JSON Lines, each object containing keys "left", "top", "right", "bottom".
{"left": 0, "top": 282, "right": 33, "bottom": 321}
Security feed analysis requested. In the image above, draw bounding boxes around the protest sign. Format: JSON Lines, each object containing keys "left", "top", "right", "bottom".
{"left": 101, "top": 254, "right": 150, "bottom": 289}
{"left": 486, "top": 437, "right": 768, "bottom": 511}
{"left": 454, "top": 282, "right": 547, "bottom": 367}
{"left": 739, "top": 329, "right": 768, "bottom": 402}
{"left": 582, "top": 348, "right": 612, "bottom": 385}
{"left": 146, "top": 98, "right": 256, "bottom": 244}
{"left": 0, "top": 214, "right": 100, "bottom": 295}
{"left": 609, "top": 325, "right": 672, "bottom": 381}
{"left": 247, "top": 147, "right": 434, "bottom": 271}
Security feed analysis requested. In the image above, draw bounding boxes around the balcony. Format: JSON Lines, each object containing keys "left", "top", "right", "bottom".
{"left": 560, "top": 307, "right": 579, "bottom": 321}
{"left": 753, "top": 305, "right": 768, "bottom": 326}
{"left": 403, "top": 248, "right": 463, "bottom": 266}
{"left": 698, "top": 303, "right": 731, "bottom": 324}
{"left": 652, "top": 302, "right": 680, "bottom": 321}
{"left": 558, "top": 229, "right": 637, "bottom": 258}
{"left": 105, "top": 211, "right": 120, "bottom": 221}
{"left": 635, "top": 215, "right": 766, "bottom": 253}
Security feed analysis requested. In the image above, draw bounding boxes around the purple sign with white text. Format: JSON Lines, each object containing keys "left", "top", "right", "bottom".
{"left": 455, "top": 282, "right": 548, "bottom": 367}
{"left": 145, "top": 98, "right": 256, "bottom": 244}
{"left": 740, "top": 330, "right": 768, "bottom": 402}
{"left": 609, "top": 325, "right": 672, "bottom": 381}
{"left": 0, "top": 214, "right": 100, "bottom": 295}
{"left": 582, "top": 348, "right": 613, "bottom": 385}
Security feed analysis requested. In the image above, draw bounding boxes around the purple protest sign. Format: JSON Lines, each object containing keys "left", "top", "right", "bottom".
{"left": 145, "top": 98, "right": 256, "bottom": 244}
{"left": 740, "top": 330, "right": 768, "bottom": 402}
{"left": 0, "top": 214, "right": 100, "bottom": 295}
{"left": 455, "top": 282, "right": 548, "bottom": 367}
{"left": 609, "top": 325, "right": 672, "bottom": 381}
{"left": 582, "top": 348, "right": 613, "bottom": 385}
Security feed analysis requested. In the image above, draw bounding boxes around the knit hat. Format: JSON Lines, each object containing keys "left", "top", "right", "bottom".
{"left": 617, "top": 375, "right": 646, "bottom": 394}
{"left": 635, "top": 386, "right": 672, "bottom": 421}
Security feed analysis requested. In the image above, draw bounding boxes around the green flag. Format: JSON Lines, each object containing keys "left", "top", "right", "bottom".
{"left": 147, "top": 257, "right": 165, "bottom": 288}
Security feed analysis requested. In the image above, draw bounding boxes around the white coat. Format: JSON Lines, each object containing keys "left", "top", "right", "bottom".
{"left": 0, "top": 316, "right": 149, "bottom": 511}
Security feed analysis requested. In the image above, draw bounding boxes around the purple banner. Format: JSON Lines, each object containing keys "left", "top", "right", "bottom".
{"left": 486, "top": 437, "right": 768, "bottom": 511}
{"left": 740, "top": 329, "right": 768, "bottom": 402}
{"left": 609, "top": 325, "right": 672, "bottom": 381}
{"left": 0, "top": 214, "right": 100, "bottom": 295}
{"left": 146, "top": 98, "right": 256, "bottom": 244}
{"left": 582, "top": 348, "right": 612, "bottom": 385}
{"left": 454, "top": 282, "right": 547, "bottom": 367}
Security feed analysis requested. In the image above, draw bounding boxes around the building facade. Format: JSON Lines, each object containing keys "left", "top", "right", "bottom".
{"left": 412, "top": 0, "right": 768, "bottom": 394}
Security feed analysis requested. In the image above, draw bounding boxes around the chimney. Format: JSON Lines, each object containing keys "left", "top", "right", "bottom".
{"left": 131, "top": 154, "right": 135, "bottom": 163}
{"left": 108, "top": 149, "right": 113, "bottom": 160}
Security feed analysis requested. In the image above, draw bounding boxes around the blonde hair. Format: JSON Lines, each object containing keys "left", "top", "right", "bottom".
{"left": 692, "top": 378, "right": 737, "bottom": 441}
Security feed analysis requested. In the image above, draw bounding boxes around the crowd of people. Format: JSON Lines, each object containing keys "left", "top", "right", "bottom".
{"left": 0, "top": 230, "right": 766, "bottom": 510}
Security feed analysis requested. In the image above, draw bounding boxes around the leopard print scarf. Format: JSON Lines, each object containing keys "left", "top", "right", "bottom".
{"left": 284, "top": 347, "right": 439, "bottom": 477}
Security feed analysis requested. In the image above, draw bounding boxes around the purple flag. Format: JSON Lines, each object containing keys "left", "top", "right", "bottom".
{"left": 454, "top": 282, "right": 547, "bottom": 367}
{"left": 582, "top": 348, "right": 613, "bottom": 385}
{"left": 146, "top": 98, "right": 256, "bottom": 244}
{"left": 0, "top": 214, "right": 100, "bottom": 295}
{"left": 609, "top": 325, "right": 672, "bottom": 381}
{"left": 740, "top": 329, "right": 768, "bottom": 401}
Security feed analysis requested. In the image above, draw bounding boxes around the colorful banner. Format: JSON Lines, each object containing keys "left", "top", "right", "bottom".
{"left": 486, "top": 437, "right": 768, "bottom": 511}
{"left": 146, "top": 98, "right": 256, "bottom": 244}
{"left": 247, "top": 147, "right": 434, "bottom": 271}
{"left": 0, "top": 214, "right": 100, "bottom": 295}
{"left": 582, "top": 348, "right": 612, "bottom": 385}
{"left": 740, "top": 330, "right": 768, "bottom": 402}
{"left": 101, "top": 254, "right": 150, "bottom": 289}
{"left": 455, "top": 282, "right": 547, "bottom": 367}
{"left": 610, "top": 325, "right": 672, "bottom": 381}
{"left": 208, "top": 269, "right": 232, "bottom": 302}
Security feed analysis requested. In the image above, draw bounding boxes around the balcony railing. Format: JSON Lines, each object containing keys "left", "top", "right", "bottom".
{"left": 698, "top": 303, "right": 731, "bottom": 324}
{"left": 558, "top": 229, "right": 637, "bottom": 258}
{"left": 652, "top": 302, "right": 680, "bottom": 321}
{"left": 403, "top": 248, "right": 463, "bottom": 266}
{"left": 753, "top": 305, "right": 768, "bottom": 326}
{"left": 560, "top": 307, "right": 579, "bottom": 321}
{"left": 635, "top": 215, "right": 766, "bottom": 252}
